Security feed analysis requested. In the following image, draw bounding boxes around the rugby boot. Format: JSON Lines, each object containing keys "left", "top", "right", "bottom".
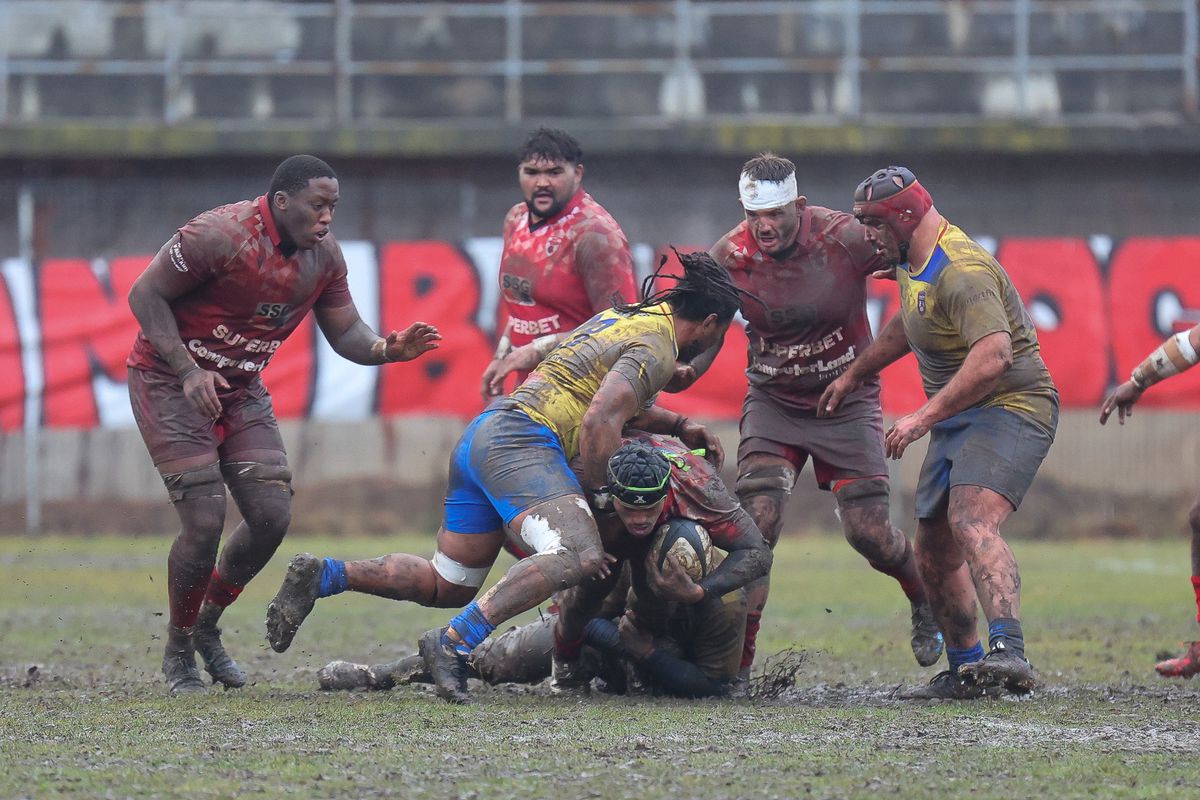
{"left": 900, "top": 669, "right": 986, "bottom": 700}
{"left": 317, "top": 661, "right": 373, "bottom": 691}
{"left": 909, "top": 601, "right": 945, "bottom": 667}
{"left": 549, "top": 652, "right": 590, "bottom": 695}
{"left": 317, "top": 655, "right": 430, "bottom": 691}
{"left": 265, "top": 553, "right": 322, "bottom": 653}
{"left": 419, "top": 627, "right": 470, "bottom": 704}
{"left": 1154, "top": 641, "right": 1200, "bottom": 679}
{"left": 958, "top": 640, "right": 1037, "bottom": 694}
{"left": 162, "top": 627, "right": 207, "bottom": 695}
{"left": 194, "top": 614, "right": 247, "bottom": 689}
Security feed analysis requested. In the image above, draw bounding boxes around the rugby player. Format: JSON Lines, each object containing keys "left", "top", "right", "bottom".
{"left": 481, "top": 128, "right": 638, "bottom": 398}
{"left": 820, "top": 166, "right": 1058, "bottom": 699}
{"left": 268, "top": 251, "right": 744, "bottom": 703}
{"left": 126, "top": 155, "right": 440, "bottom": 694}
{"left": 696, "top": 153, "right": 941, "bottom": 680}
{"left": 315, "top": 437, "right": 769, "bottom": 699}
{"left": 1100, "top": 323, "right": 1200, "bottom": 678}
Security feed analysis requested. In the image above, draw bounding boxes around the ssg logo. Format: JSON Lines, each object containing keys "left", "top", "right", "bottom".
{"left": 254, "top": 302, "right": 293, "bottom": 324}
{"left": 500, "top": 272, "right": 535, "bottom": 306}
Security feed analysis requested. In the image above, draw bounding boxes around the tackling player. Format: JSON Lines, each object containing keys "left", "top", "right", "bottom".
{"left": 821, "top": 166, "right": 1058, "bottom": 699}
{"left": 699, "top": 154, "right": 941, "bottom": 681}
{"left": 268, "top": 251, "right": 744, "bottom": 703}
{"left": 126, "top": 155, "right": 440, "bottom": 694}
{"left": 481, "top": 128, "right": 638, "bottom": 397}
{"left": 1100, "top": 324, "right": 1200, "bottom": 678}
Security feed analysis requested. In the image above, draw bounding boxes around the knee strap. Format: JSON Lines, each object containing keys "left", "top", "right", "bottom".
{"left": 833, "top": 477, "right": 890, "bottom": 509}
{"left": 433, "top": 550, "right": 491, "bottom": 589}
{"left": 162, "top": 464, "right": 225, "bottom": 504}
{"left": 221, "top": 461, "right": 294, "bottom": 494}
{"left": 735, "top": 464, "right": 796, "bottom": 504}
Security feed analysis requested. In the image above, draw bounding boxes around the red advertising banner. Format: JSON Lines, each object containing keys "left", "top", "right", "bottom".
{"left": 0, "top": 235, "right": 1197, "bottom": 430}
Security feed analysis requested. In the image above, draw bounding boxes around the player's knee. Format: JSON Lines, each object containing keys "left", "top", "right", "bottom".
{"left": 431, "top": 550, "right": 489, "bottom": 606}
{"left": 163, "top": 464, "right": 226, "bottom": 538}
{"left": 736, "top": 465, "right": 795, "bottom": 546}
{"left": 223, "top": 461, "right": 293, "bottom": 538}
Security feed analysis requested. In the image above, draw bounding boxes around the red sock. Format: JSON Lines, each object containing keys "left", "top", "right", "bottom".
{"left": 553, "top": 626, "right": 585, "bottom": 660}
{"left": 206, "top": 569, "right": 245, "bottom": 608}
{"left": 171, "top": 579, "right": 210, "bottom": 629}
{"left": 741, "top": 612, "right": 762, "bottom": 671}
{"left": 1191, "top": 575, "right": 1200, "bottom": 625}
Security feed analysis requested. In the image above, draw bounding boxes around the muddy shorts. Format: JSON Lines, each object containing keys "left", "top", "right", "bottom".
{"left": 444, "top": 406, "right": 582, "bottom": 534}
{"left": 737, "top": 387, "right": 888, "bottom": 490}
{"left": 914, "top": 404, "right": 1058, "bottom": 520}
{"left": 127, "top": 367, "right": 285, "bottom": 469}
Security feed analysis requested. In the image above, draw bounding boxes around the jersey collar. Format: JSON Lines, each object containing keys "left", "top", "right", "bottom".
{"left": 256, "top": 194, "right": 284, "bottom": 247}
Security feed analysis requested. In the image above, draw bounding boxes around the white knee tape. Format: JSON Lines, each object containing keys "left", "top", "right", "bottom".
{"left": 519, "top": 513, "right": 566, "bottom": 555}
{"left": 432, "top": 551, "right": 490, "bottom": 588}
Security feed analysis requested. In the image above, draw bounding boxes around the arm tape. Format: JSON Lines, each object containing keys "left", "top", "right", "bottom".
{"left": 1132, "top": 330, "right": 1200, "bottom": 388}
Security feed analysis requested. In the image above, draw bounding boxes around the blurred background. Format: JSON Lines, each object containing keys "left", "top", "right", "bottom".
{"left": 0, "top": 0, "right": 1197, "bottom": 539}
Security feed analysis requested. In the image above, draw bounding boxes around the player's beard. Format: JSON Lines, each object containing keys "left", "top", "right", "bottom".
{"left": 525, "top": 192, "right": 567, "bottom": 221}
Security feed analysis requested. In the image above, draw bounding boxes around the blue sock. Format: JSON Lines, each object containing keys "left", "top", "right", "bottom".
{"left": 988, "top": 617, "right": 1025, "bottom": 657}
{"left": 947, "top": 642, "right": 985, "bottom": 674}
{"left": 317, "top": 558, "right": 348, "bottom": 598}
{"left": 445, "top": 602, "right": 495, "bottom": 656}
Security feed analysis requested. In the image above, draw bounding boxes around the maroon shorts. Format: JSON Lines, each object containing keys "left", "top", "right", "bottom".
{"left": 737, "top": 387, "right": 888, "bottom": 490}
{"left": 127, "top": 367, "right": 286, "bottom": 471}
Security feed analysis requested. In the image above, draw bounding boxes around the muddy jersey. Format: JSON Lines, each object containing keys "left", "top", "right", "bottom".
{"left": 499, "top": 189, "right": 637, "bottom": 348}
{"left": 508, "top": 303, "right": 677, "bottom": 460}
{"left": 127, "top": 195, "right": 351, "bottom": 385}
{"left": 897, "top": 221, "right": 1058, "bottom": 433}
{"left": 711, "top": 206, "right": 887, "bottom": 414}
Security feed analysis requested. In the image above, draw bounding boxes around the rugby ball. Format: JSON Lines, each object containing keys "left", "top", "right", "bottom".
{"left": 651, "top": 518, "right": 714, "bottom": 582}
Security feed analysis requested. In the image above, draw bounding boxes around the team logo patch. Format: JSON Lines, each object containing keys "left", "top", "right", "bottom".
{"left": 169, "top": 241, "right": 188, "bottom": 272}
{"left": 545, "top": 235, "right": 564, "bottom": 257}
{"left": 500, "top": 272, "right": 535, "bottom": 306}
{"left": 917, "top": 291, "right": 927, "bottom": 315}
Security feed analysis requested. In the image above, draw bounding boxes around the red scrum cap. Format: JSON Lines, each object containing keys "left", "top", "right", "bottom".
{"left": 853, "top": 166, "right": 933, "bottom": 245}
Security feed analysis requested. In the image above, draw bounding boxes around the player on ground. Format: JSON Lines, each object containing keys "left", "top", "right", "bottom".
{"left": 481, "top": 128, "right": 638, "bottom": 398}
{"left": 700, "top": 153, "right": 941, "bottom": 679}
{"left": 313, "top": 436, "right": 769, "bottom": 699}
{"left": 1100, "top": 324, "right": 1200, "bottom": 678}
{"left": 268, "top": 252, "right": 744, "bottom": 703}
{"left": 820, "top": 166, "right": 1058, "bottom": 699}
{"left": 126, "top": 155, "right": 440, "bottom": 695}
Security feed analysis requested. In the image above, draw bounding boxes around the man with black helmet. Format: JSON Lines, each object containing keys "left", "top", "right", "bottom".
{"left": 820, "top": 166, "right": 1058, "bottom": 699}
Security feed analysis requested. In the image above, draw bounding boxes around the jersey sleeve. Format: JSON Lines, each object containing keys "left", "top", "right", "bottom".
{"left": 314, "top": 240, "right": 353, "bottom": 309}
{"left": 172, "top": 213, "right": 238, "bottom": 283}
{"left": 671, "top": 468, "right": 757, "bottom": 550}
{"left": 940, "top": 264, "right": 1012, "bottom": 347}
{"left": 575, "top": 228, "right": 638, "bottom": 312}
{"left": 609, "top": 328, "right": 678, "bottom": 409}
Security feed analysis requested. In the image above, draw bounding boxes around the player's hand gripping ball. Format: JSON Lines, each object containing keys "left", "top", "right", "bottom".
{"left": 650, "top": 518, "right": 714, "bottom": 582}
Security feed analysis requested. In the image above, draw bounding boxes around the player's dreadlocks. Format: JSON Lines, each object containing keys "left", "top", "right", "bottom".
{"left": 618, "top": 249, "right": 759, "bottom": 323}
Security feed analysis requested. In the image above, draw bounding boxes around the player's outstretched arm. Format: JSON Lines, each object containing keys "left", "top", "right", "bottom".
{"left": 480, "top": 333, "right": 564, "bottom": 398}
{"left": 580, "top": 372, "right": 644, "bottom": 495}
{"left": 626, "top": 405, "right": 725, "bottom": 469}
{"left": 315, "top": 303, "right": 441, "bottom": 365}
{"left": 1100, "top": 324, "right": 1200, "bottom": 426}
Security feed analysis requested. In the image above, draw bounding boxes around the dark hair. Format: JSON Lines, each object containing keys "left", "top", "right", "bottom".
{"left": 269, "top": 155, "right": 337, "bottom": 197}
{"left": 607, "top": 443, "right": 672, "bottom": 506}
{"left": 518, "top": 128, "right": 583, "bottom": 166}
{"left": 619, "top": 248, "right": 755, "bottom": 324}
{"left": 741, "top": 152, "right": 795, "bottom": 183}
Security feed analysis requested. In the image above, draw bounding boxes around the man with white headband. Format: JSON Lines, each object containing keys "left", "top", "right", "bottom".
{"left": 1100, "top": 324, "right": 1200, "bottom": 680}
{"left": 820, "top": 166, "right": 1058, "bottom": 700}
{"left": 693, "top": 153, "right": 943, "bottom": 687}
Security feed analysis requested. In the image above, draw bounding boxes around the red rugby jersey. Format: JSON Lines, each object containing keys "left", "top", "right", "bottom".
{"left": 127, "top": 195, "right": 351, "bottom": 385}
{"left": 498, "top": 188, "right": 637, "bottom": 349}
{"left": 711, "top": 205, "right": 885, "bottom": 414}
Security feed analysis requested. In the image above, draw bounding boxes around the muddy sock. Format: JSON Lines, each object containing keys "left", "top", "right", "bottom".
{"left": 205, "top": 569, "right": 244, "bottom": 609}
{"left": 318, "top": 558, "right": 348, "bottom": 598}
{"left": 988, "top": 618, "right": 1025, "bottom": 658}
{"left": 947, "top": 642, "right": 984, "bottom": 674}
{"left": 740, "top": 612, "right": 762, "bottom": 672}
{"left": 446, "top": 602, "right": 495, "bottom": 656}
{"left": 1191, "top": 575, "right": 1200, "bottom": 624}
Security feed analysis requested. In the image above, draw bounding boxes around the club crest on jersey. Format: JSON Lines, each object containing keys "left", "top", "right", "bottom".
{"left": 169, "top": 241, "right": 189, "bottom": 272}
{"left": 545, "top": 235, "right": 565, "bottom": 257}
{"left": 917, "top": 291, "right": 927, "bottom": 315}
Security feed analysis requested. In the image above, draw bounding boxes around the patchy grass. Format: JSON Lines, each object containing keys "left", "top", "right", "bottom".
{"left": 2, "top": 534, "right": 1199, "bottom": 799}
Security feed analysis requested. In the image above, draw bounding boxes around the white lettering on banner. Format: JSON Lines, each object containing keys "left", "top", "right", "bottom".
{"left": 751, "top": 345, "right": 857, "bottom": 377}
{"left": 510, "top": 314, "right": 562, "bottom": 336}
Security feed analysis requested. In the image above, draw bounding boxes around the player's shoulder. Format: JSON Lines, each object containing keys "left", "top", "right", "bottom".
{"left": 940, "top": 223, "right": 994, "bottom": 265}
{"left": 503, "top": 202, "right": 527, "bottom": 230}
{"left": 570, "top": 193, "right": 628, "bottom": 239}
{"left": 808, "top": 205, "right": 862, "bottom": 239}
{"left": 312, "top": 232, "right": 347, "bottom": 271}
{"left": 179, "top": 199, "right": 260, "bottom": 258}
{"left": 712, "top": 221, "right": 755, "bottom": 269}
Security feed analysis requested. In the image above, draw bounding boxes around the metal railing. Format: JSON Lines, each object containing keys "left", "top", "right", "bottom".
{"left": 0, "top": 0, "right": 1196, "bottom": 128}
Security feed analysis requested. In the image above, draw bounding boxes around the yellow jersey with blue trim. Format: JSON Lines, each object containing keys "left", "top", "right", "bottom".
{"left": 897, "top": 221, "right": 1058, "bottom": 433}
{"left": 508, "top": 302, "right": 679, "bottom": 459}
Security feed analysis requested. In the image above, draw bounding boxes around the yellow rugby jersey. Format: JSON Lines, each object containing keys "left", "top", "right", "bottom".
{"left": 509, "top": 302, "right": 678, "bottom": 459}
{"left": 897, "top": 221, "right": 1057, "bottom": 433}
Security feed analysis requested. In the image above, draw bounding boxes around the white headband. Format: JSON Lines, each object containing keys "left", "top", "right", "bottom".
{"left": 739, "top": 171, "right": 798, "bottom": 210}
